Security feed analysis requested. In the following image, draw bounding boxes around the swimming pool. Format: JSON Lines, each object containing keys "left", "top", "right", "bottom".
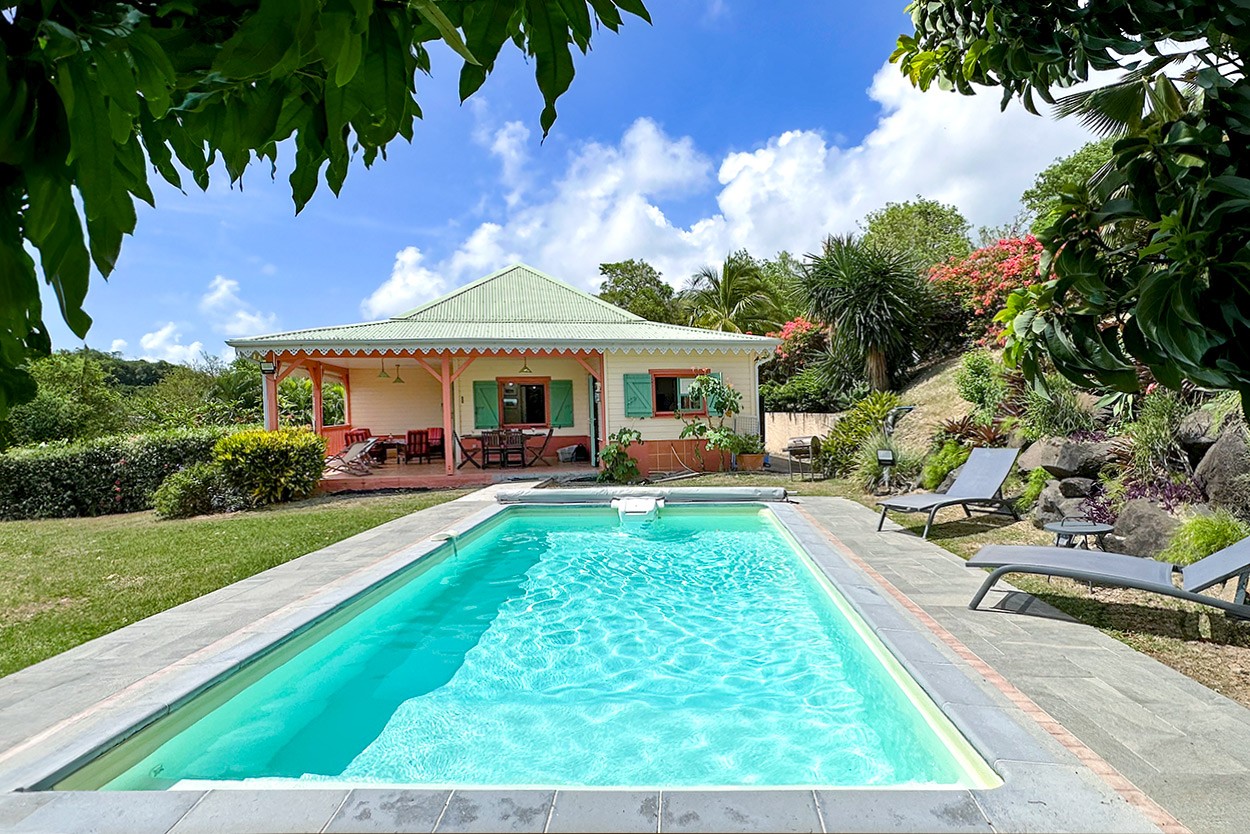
{"left": 56, "top": 503, "right": 997, "bottom": 791}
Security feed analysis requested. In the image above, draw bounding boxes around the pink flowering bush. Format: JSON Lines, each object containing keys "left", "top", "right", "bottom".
{"left": 761, "top": 316, "right": 828, "bottom": 385}
{"left": 928, "top": 236, "right": 1043, "bottom": 341}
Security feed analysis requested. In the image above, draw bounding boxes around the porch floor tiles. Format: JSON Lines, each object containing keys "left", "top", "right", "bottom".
{"left": 319, "top": 460, "right": 598, "bottom": 492}
{"left": 0, "top": 489, "right": 1236, "bottom": 832}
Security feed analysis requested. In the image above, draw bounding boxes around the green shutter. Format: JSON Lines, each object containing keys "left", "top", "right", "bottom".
{"left": 550, "top": 380, "right": 574, "bottom": 427}
{"left": 623, "top": 374, "right": 653, "bottom": 418}
{"left": 708, "top": 372, "right": 724, "bottom": 416}
{"left": 473, "top": 380, "right": 499, "bottom": 429}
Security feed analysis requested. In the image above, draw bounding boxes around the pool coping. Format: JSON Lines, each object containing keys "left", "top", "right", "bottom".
{"left": 0, "top": 487, "right": 1161, "bottom": 833}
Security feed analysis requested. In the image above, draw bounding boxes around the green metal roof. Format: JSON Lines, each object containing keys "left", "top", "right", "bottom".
{"left": 227, "top": 264, "right": 779, "bottom": 355}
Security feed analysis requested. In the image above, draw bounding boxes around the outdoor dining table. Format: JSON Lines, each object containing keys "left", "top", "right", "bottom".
{"left": 469, "top": 430, "right": 546, "bottom": 468}
{"left": 369, "top": 435, "right": 409, "bottom": 464}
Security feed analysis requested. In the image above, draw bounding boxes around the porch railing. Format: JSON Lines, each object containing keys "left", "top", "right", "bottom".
{"left": 322, "top": 424, "right": 351, "bottom": 456}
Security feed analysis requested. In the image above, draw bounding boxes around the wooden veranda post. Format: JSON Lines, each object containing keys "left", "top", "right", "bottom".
{"left": 310, "top": 363, "right": 324, "bottom": 435}
{"left": 441, "top": 354, "right": 454, "bottom": 476}
{"left": 262, "top": 354, "right": 279, "bottom": 431}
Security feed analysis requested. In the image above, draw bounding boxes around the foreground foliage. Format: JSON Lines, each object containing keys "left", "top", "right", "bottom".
{"left": 0, "top": 0, "right": 650, "bottom": 418}
{"left": 895, "top": 0, "right": 1250, "bottom": 414}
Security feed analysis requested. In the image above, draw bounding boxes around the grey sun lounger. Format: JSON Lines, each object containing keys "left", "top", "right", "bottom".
{"left": 967, "top": 539, "right": 1250, "bottom": 619}
{"left": 325, "top": 439, "right": 378, "bottom": 477}
{"left": 876, "top": 446, "right": 1020, "bottom": 539}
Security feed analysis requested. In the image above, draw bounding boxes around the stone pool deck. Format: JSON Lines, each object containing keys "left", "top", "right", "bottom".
{"left": 0, "top": 488, "right": 1242, "bottom": 832}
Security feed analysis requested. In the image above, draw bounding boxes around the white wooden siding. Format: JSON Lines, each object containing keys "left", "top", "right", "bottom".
{"left": 346, "top": 367, "right": 444, "bottom": 435}
{"left": 603, "top": 350, "right": 762, "bottom": 441}
{"left": 451, "top": 355, "right": 592, "bottom": 438}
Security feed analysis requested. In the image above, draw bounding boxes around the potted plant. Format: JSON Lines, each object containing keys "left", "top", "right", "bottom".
{"left": 735, "top": 433, "right": 766, "bottom": 471}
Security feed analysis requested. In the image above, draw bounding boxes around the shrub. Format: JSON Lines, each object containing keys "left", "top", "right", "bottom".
{"left": 215, "top": 428, "right": 327, "bottom": 506}
{"left": 1159, "top": 510, "right": 1250, "bottom": 566}
{"left": 761, "top": 316, "right": 829, "bottom": 385}
{"left": 955, "top": 351, "right": 1006, "bottom": 423}
{"left": 1123, "top": 388, "right": 1188, "bottom": 479}
{"left": 762, "top": 367, "right": 863, "bottom": 413}
{"left": 852, "top": 432, "right": 925, "bottom": 493}
{"left": 927, "top": 236, "right": 1042, "bottom": 340}
{"left": 920, "top": 441, "right": 971, "bottom": 491}
{"left": 817, "top": 391, "right": 901, "bottom": 478}
{"left": 1016, "top": 467, "right": 1051, "bottom": 511}
{"left": 598, "top": 427, "right": 643, "bottom": 484}
{"left": 0, "top": 427, "right": 233, "bottom": 520}
{"left": 1022, "top": 374, "right": 1095, "bottom": 439}
{"left": 152, "top": 462, "right": 247, "bottom": 519}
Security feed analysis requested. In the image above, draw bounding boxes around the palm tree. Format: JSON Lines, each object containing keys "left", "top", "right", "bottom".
{"left": 801, "top": 235, "right": 934, "bottom": 392}
{"left": 683, "top": 252, "right": 784, "bottom": 334}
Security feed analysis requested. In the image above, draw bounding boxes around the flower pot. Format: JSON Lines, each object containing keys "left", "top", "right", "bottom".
{"left": 736, "top": 453, "right": 765, "bottom": 472}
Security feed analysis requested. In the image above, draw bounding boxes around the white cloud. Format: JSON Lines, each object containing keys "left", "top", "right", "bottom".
{"left": 199, "top": 275, "right": 278, "bottom": 336}
{"left": 109, "top": 339, "right": 128, "bottom": 355}
{"left": 139, "top": 323, "right": 204, "bottom": 364}
{"left": 482, "top": 121, "right": 532, "bottom": 207}
{"left": 360, "top": 246, "right": 451, "bottom": 318}
{"left": 361, "top": 61, "right": 1094, "bottom": 302}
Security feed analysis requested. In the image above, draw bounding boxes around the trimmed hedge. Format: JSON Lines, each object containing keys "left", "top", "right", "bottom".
{"left": 152, "top": 462, "right": 248, "bottom": 519}
{"left": 0, "top": 427, "right": 233, "bottom": 520}
{"left": 215, "top": 428, "right": 326, "bottom": 506}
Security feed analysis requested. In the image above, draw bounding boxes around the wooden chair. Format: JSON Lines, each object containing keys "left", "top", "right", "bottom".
{"left": 404, "top": 430, "right": 430, "bottom": 464}
{"left": 454, "top": 432, "right": 482, "bottom": 469}
{"left": 524, "top": 428, "right": 555, "bottom": 467}
{"left": 344, "top": 428, "right": 370, "bottom": 446}
{"left": 481, "top": 430, "right": 506, "bottom": 468}
{"left": 426, "top": 427, "right": 445, "bottom": 460}
{"left": 502, "top": 430, "right": 527, "bottom": 468}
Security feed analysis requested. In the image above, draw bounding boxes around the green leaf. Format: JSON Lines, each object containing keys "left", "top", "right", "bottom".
{"left": 524, "top": 0, "right": 575, "bottom": 137}
{"left": 410, "top": 0, "right": 480, "bottom": 64}
{"left": 214, "top": 0, "right": 303, "bottom": 78}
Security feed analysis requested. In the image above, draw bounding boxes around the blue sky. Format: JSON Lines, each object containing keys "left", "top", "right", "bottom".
{"left": 50, "top": 1, "right": 1094, "bottom": 362}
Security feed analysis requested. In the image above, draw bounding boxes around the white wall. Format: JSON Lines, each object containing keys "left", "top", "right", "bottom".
{"left": 346, "top": 366, "right": 444, "bottom": 435}
{"left": 603, "top": 350, "right": 763, "bottom": 442}
{"left": 763, "top": 412, "right": 841, "bottom": 454}
{"left": 452, "top": 355, "right": 593, "bottom": 439}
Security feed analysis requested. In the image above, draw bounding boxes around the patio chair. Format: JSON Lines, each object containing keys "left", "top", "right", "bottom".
{"left": 325, "top": 439, "right": 378, "bottom": 477}
{"left": 966, "top": 538, "right": 1250, "bottom": 620}
{"left": 427, "top": 427, "right": 445, "bottom": 461}
{"left": 876, "top": 446, "right": 1020, "bottom": 539}
{"left": 404, "top": 430, "right": 430, "bottom": 464}
{"left": 454, "top": 432, "right": 483, "bottom": 469}
{"left": 481, "top": 430, "right": 511, "bottom": 468}
{"left": 344, "top": 428, "right": 370, "bottom": 446}
{"left": 502, "top": 430, "right": 527, "bottom": 468}
{"left": 525, "top": 428, "right": 555, "bottom": 467}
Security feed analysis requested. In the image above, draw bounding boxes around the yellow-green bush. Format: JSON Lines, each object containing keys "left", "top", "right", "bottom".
{"left": 1159, "top": 510, "right": 1250, "bottom": 566}
{"left": 215, "top": 429, "right": 326, "bottom": 506}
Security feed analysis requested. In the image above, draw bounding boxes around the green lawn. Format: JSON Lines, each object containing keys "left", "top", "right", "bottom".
{"left": 0, "top": 491, "right": 468, "bottom": 677}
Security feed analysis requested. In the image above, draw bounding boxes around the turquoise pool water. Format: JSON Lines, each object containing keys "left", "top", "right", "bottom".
{"left": 60, "top": 505, "right": 994, "bottom": 790}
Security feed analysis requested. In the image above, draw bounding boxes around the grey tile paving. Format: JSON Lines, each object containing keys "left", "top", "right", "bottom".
{"left": 166, "top": 789, "right": 348, "bottom": 834}
{"left": 0, "top": 792, "right": 54, "bottom": 828}
{"left": 546, "top": 790, "right": 658, "bottom": 833}
{"left": 12, "top": 790, "right": 205, "bottom": 834}
{"left": 976, "top": 761, "right": 1160, "bottom": 834}
{"left": 815, "top": 789, "right": 991, "bottom": 833}
{"left": 435, "top": 790, "right": 554, "bottom": 833}
{"left": 325, "top": 789, "right": 450, "bottom": 833}
{"left": 659, "top": 790, "right": 820, "bottom": 833}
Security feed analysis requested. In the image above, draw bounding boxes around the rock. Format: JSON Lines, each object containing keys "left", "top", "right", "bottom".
{"left": 1059, "top": 477, "right": 1096, "bottom": 498}
{"left": 1177, "top": 409, "right": 1224, "bottom": 456}
{"left": 1195, "top": 423, "right": 1250, "bottom": 511}
{"left": 1110, "top": 499, "right": 1181, "bottom": 558}
{"left": 936, "top": 464, "right": 963, "bottom": 494}
{"left": 1043, "top": 440, "right": 1115, "bottom": 479}
{"left": 1033, "top": 480, "right": 1087, "bottom": 526}
{"left": 1017, "top": 438, "right": 1063, "bottom": 473}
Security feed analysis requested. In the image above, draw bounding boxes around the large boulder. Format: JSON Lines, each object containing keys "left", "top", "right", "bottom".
{"left": 1043, "top": 440, "right": 1115, "bottom": 479}
{"left": 1195, "top": 423, "right": 1250, "bottom": 512}
{"left": 1017, "top": 438, "right": 1064, "bottom": 473}
{"left": 1033, "top": 480, "right": 1086, "bottom": 526}
{"left": 1177, "top": 409, "right": 1225, "bottom": 458}
{"left": 1110, "top": 499, "right": 1181, "bottom": 558}
{"left": 1059, "top": 477, "right": 1096, "bottom": 498}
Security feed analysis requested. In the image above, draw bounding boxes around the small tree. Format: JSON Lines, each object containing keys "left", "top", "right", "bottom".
{"left": 860, "top": 196, "right": 973, "bottom": 272}
{"left": 1021, "top": 139, "right": 1115, "bottom": 235}
{"left": 597, "top": 260, "right": 681, "bottom": 323}
{"left": 928, "top": 237, "right": 1042, "bottom": 341}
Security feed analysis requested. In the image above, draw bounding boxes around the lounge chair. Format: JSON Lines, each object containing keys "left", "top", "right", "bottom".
{"left": 966, "top": 539, "right": 1250, "bottom": 619}
{"left": 876, "top": 447, "right": 1020, "bottom": 539}
{"left": 325, "top": 439, "right": 378, "bottom": 477}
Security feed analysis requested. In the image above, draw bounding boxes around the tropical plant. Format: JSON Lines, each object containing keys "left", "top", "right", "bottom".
{"left": 1016, "top": 467, "right": 1052, "bottom": 511}
{"left": 860, "top": 196, "right": 973, "bottom": 271}
{"left": 853, "top": 432, "right": 924, "bottom": 493}
{"left": 817, "top": 391, "right": 902, "bottom": 478}
{"left": 1159, "top": 510, "right": 1250, "bottom": 567}
{"left": 1020, "top": 139, "right": 1115, "bottom": 235}
{"left": 762, "top": 367, "right": 863, "bottom": 414}
{"left": 1124, "top": 388, "right": 1190, "bottom": 479}
{"left": 761, "top": 316, "right": 828, "bottom": 385}
{"left": 801, "top": 235, "right": 936, "bottom": 391}
{"left": 597, "top": 427, "right": 643, "bottom": 484}
{"left": 1022, "top": 374, "right": 1095, "bottom": 439}
{"left": 2, "top": 352, "right": 127, "bottom": 446}
{"left": 597, "top": 260, "right": 682, "bottom": 324}
{"left": 927, "top": 237, "right": 1042, "bottom": 341}
{"left": 0, "top": 1, "right": 651, "bottom": 419}
{"left": 920, "top": 440, "right": 971, "bottom": 491}
{"left": 684, "top": 252, "right": 782, "bottom": 334}
{"left": 955, "top": 350, "right": 1007, "bottom": 423}
{"left": 894, "top": 1, "right": 1250, "bottom": 415}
